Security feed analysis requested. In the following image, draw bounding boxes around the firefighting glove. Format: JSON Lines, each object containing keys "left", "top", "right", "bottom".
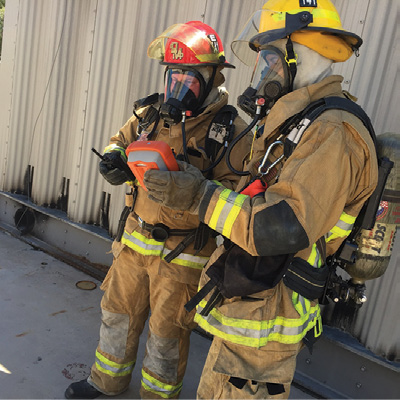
{"left": 99, "top": 151, "right": 130, "bottom": 185}
{"left": 144, "top": 161, "right": 206, "bottom": 214}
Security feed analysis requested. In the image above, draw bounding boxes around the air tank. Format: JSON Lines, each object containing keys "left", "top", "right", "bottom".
{"left": 345, "top": 132, "right": 400, "bottom": 284}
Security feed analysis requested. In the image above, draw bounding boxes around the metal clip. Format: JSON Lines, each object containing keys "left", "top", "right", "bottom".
{"left": 257, "top": 141, "right": 284, "bottom": 176}
{"left": 138, "top": 216, "right": 144, "bottom": 228}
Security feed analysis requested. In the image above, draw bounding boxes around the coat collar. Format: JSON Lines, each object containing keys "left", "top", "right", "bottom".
{"left": 254, "top": 75, "right": 345, "bottom": 152}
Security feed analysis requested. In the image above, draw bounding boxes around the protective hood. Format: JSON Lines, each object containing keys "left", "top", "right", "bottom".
{"left": 269, "top": 39, "right": 333, "bottom": 90}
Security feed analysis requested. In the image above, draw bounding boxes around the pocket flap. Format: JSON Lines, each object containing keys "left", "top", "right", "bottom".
{"left": 212, "top": 339, "right": 301, "bottom": 384}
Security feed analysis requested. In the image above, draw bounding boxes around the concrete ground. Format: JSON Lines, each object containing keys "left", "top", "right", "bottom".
{"left": 0, "top": 229, "right": 316, "bottom": 399}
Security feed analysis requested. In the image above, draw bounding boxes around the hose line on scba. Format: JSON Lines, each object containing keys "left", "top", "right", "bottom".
{"left": 179, "top": 104, "right": 264, "bottom": 175}
{"left": 225, "top": 113, "right": 261, "bottom": 176}
{"left": 180, "top": 110, "right": 241, "bottom": 174}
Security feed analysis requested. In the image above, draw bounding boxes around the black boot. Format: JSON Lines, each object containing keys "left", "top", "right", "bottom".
{"left": 64, "top": 379, "right": 102, "bottom": 399}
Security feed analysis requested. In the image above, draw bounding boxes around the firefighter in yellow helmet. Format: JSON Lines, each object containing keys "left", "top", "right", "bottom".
{"left": 144, "top": 1, "right": 379, "bottom": 398}
{"left": 64, "top": 21, "right": 251, "bottom": 399}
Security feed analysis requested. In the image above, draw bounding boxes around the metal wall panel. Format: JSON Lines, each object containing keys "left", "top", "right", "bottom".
{"left": 0, "top": 0, "right": 399, "bottom": 362}
{"left": 332, "top": 0, "right": 400, "bottom": 136}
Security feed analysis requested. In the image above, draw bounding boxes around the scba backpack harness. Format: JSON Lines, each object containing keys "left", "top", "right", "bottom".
{"left": 186, "top": 96, "right": 393, "bottom": 318}
{"left": 115, "top": 94, "right": 239, "bottom": 263}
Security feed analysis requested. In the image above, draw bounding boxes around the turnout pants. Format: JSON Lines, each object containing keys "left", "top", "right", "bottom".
{"left": 197, "top": 337, "right": 303, "bottom": 399}
{"left": 88, "top": 245, "right": 198, "bottom": 398}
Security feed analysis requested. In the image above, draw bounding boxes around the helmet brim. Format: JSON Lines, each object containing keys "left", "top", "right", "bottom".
{"left": 250, "top": 26, "right": 362, "bottom": 52}
{"left": 160, "top": 61, "right": 235, "bottom": 69}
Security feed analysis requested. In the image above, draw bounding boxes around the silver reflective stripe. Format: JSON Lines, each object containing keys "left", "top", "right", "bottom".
{"left": 287, "top": 118, "right": 311, "bottom": 144}
{"left": 142, "top": 370, "right": 182, "bottom": 398}
{"left": 196, "top": 303, "right": 318, "bottom": 340}
{"left": 335, "top": 218, "right": 354, "bottom": 232}
{"left": 122, "top": 230, "right": 209, "bottom": 268}
{"left": 297, "top": 294, "right": 308, "bottom": 315}
{"left": 162, "top": 248, "right": 209, "bottom": 269}
{"left": 122, "top": 231, "right": 165, "bottom": 254}
{"left": 214, "top": 191, "right": 242, "bottom": 233}
{"left": 95, "top": 353, "right": 134, "bottom": 376}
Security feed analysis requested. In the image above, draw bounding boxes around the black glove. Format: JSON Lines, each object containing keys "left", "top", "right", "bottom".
{"left": 99, "top": 151, "right": 130, "bottom": 185}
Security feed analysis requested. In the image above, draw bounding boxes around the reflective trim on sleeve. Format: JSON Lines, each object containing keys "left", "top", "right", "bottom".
{"left": 103, "top": 144, "right": 127, "bottom": 161}
{"left": 326, "top": 212, "right": 356, "bottom": 243}
{"left": 121, "top": 230, "right": 209, "bottom": 270}
{"left": 208, "top": 189, "right": 247, "bottom": 238}
{"left": 141, "top": 370, "right": 183, "bottom": 399}
{"left": 194, "top": 295, "right": 320, "bottom": 348}
{"left": 307, "top": 243, "right": 323, "bottom": 268}
{"left": 94, "top": 350, "right": 135, "bottom": 377}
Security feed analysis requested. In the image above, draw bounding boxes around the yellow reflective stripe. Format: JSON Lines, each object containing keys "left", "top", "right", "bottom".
{"left": 162, "top": 249, "right": 208, "bottom": 270}
{"left": 121, "top": 230, "right": 209, "bottom": 269}
{"left": 103, "top": 144, "right": 127, "bottom": 161}
{"left": 121, "top": 230, "right": 165, "bottom": 256}
{"left": 95, "top": 351, "right": 135, "bottom": 377}
{"left": 270, "top": 8, "right": 340, "bottom": 24}
{"left": 142, "top": 370, "right": 182, "bottom": 398}
{"left": 197, "top": 51, "right": 225, "bottom": 62}
{"left": 208, "top": 189, "right": 247, "bottom": 238}
{"left": 326, "top": 212, "right": 356, "bottom": 243}
{"left": 222, "top": 194, "right": 247, "bottom": 238}
{"left": 194, "top": 298, "right": 320, "bottom": 347}
{"left": 307, "top": 243, "right": 318, "bottom": 267}
{"left": 307, "top": 243, "right": 323, "bottom": 268}
{"left": 211, "top": 180, "right": 223, "bottom": 186}
{"left": 209, "top": 189, "right": 231, "bottom": 230}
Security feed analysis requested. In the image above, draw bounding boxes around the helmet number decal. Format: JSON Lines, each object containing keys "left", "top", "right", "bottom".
{"left": 300, "top": 0, "right": 317, "bottom": 6}
{"left": 170, "top": 42, "right": 184, "bottom": 60}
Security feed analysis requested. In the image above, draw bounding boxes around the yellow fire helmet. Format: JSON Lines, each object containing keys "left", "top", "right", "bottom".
{"left": 231, "top": 0, "right": 362, "bottom": 66}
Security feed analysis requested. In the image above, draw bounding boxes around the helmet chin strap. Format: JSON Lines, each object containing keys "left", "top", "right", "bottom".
{"left": 285, "top": 36, "right": 298, "bottom": 92}
{"left": 194, "top": 66, "right": 217, "bottom": 115}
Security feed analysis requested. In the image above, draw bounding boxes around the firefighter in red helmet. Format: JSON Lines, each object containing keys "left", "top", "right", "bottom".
{"left": 64, "top": 21, "right": 251, "bottom": 399}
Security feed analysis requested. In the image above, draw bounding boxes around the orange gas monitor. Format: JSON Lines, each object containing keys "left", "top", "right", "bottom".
{"left": 126, "top": 141, "right": 179, "bottom": 190}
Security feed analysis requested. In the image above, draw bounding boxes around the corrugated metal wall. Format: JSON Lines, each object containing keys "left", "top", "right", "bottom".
{"left": 330, "top": 0, "right": 400, "bottom": 362}
{"left": 0, "top": 0, "right": 399, "bottom": 360}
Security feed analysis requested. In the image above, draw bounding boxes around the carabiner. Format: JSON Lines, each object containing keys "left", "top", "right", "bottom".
{"left": 257, "top": 141, "right": 284, "bottom": 176}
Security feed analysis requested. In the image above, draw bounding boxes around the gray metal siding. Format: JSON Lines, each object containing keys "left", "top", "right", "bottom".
{"left": 0, "top": 0, "right": 399, "bottom": 361}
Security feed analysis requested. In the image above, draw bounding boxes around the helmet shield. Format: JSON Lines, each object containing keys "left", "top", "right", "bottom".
{"left": 231, "top": 0, "right": 362, "bottom": 65}
{"left": 232, "top": 9, "right": 312, "bottom": 66}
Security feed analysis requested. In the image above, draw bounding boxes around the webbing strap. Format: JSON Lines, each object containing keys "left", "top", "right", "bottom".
{"left": 282, "top": 96, "right": 378, "bottom": 157}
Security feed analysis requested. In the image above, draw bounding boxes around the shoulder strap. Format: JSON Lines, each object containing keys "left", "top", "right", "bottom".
{"left": 132, "top": 92, "right": 163, "bottom": 113}
{"left": 281, "top": 96, "right": 393, "bottom": 241}
{"left": 132, "top": 93, "right": 164, "bottom": 139}
{"left": 282, "top": 96, "right": 378, "bottom": 158}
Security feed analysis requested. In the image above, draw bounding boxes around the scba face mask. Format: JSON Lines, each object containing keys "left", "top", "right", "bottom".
{"left": 238, "top": 46, "right": 291, "bottom": 118}
{"left": 160, "top": 67, "right": 207, "bottom": 125}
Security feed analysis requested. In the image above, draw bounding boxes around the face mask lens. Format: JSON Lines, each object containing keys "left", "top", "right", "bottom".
{"left": 251, "top": 48, "right": 285, "bottom": 91}
{"left": 165, "top": 69, "right": 201, "bottom": 102}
